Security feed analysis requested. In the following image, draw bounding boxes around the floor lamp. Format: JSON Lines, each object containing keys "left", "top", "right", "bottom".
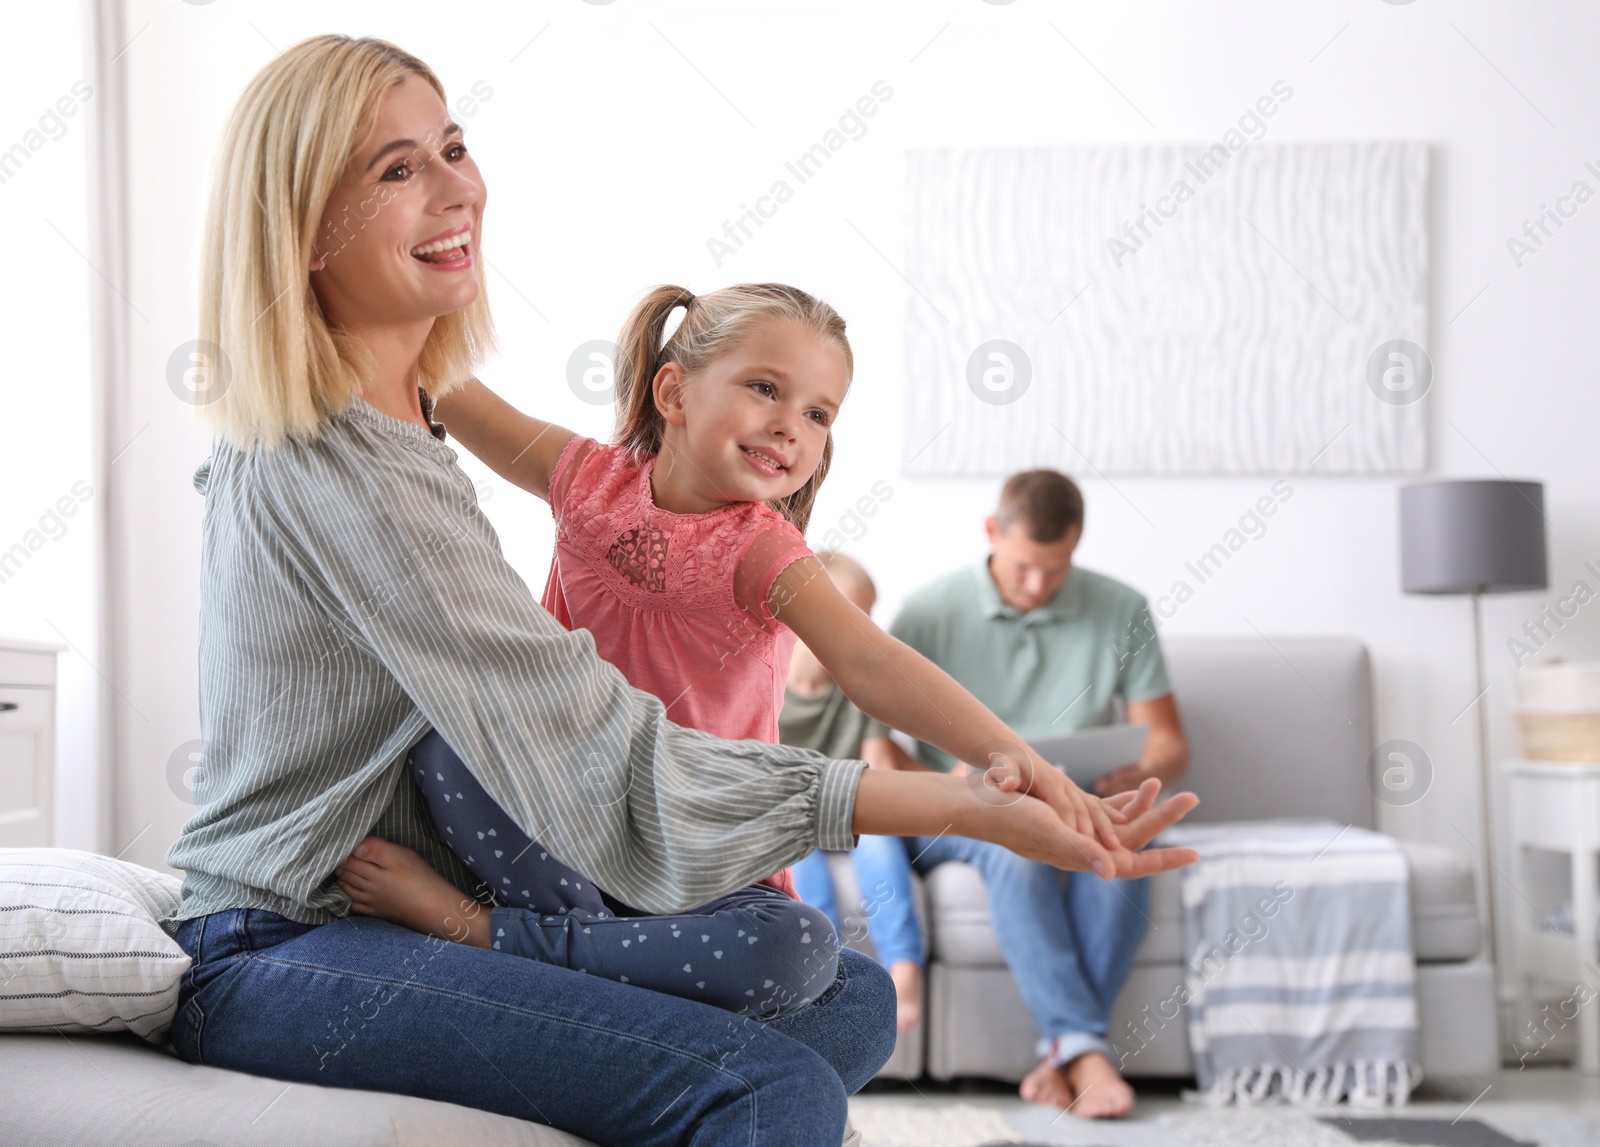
{"left": 1399, "top": 479, "right": 1549, "bottom": 995}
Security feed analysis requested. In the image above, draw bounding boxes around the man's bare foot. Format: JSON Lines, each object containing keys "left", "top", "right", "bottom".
{"left": 1019, "top": 1058, "right": 1075, "bottom": 1109}
{"left": 888, "top": 961, "right": 923, "bottom": 1033}
{"left": 1019, "top": 1051, "right": 1135, "bottom": 1118}
{"left": 335, "top": 836, "right": 491, "bottom": 949}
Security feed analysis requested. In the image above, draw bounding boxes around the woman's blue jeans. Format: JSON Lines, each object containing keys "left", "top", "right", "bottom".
{"left": 169, "top": 907, "right": 896, "bottom": 1146}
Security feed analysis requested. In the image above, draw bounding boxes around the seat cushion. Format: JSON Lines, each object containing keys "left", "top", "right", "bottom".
{"left": 1398, "top": 839, "right": 1484, "bottom": 962}
{"left": 926, "top": 836, "right": 1481, "bottom": 967}
{"left": 0, "top": 1032, "right": 596, "bottom": 1146}
{"left": 925, "top": 861, "right": 1185, "bottom": 967}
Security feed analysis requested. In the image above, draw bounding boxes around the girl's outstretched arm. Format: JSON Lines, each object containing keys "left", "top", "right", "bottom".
{"left": 431, "top": 378, "right": 577, "bottom": 502}
{"left": 770, "top": 556, "right": 1127, "bottom": 856}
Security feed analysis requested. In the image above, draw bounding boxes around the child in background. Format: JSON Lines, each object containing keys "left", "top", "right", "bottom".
{"left": 336, "top": 282, "right": 1132, "bottom": 1024}
{"left": 783, "top": 551, "right": 926, "bottom": 1033}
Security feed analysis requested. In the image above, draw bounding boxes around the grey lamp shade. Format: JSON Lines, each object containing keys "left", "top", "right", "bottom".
{"left": 1400, "top": 479, "right": 1548, "bottom": 595}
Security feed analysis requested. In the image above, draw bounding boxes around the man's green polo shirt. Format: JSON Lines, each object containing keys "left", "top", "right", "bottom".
{"left": 888, "top": 559, "right": 1171, "bottom": 772}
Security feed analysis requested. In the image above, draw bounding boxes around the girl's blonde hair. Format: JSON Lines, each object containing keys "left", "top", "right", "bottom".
{"left": 613, "top": 283, "right": 853, "bottom": 535}
{"left": 197, "top": 34, "right": 494, "bottom": 448}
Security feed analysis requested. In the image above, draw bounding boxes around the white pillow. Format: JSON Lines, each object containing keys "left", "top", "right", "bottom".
{"left": 0, "top": 848, "right": 190, "bottom": 1043}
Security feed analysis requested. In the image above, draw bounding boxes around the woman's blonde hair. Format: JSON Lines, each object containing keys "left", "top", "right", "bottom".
{"left": 196, "top": 34, "right": 494, "bottom": 448}
{"left": 613, "top": 283, "right": 853, "bottom": 536}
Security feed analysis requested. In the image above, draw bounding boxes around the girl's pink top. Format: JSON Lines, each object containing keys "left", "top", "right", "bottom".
{"left": 540, "top": 436, "right": 816, "bottom": 899}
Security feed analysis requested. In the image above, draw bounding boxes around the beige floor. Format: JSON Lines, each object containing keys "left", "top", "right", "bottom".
{"left": 848, "top": 1065, "right": 1600, "bottom": 1146}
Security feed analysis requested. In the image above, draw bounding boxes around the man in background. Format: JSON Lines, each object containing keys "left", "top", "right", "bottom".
{"left": 889, "top": 469, "right": 1188, "bottom": 1118}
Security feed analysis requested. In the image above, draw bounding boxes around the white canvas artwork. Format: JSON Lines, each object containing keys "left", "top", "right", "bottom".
{"left": 902, "top": 143, "right": 1430, "bottom": 476}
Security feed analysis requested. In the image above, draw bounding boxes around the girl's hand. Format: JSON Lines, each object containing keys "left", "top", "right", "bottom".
{"left": 1093, "top": 776, "right": 1200, "bottom": 859}
{"left": 1103, "top": 777, "right": 1160, "bottom": 819}
{"left": 973, "top": 743, "right": 1125, "bottom": 852}
{"left": 969, "top": 777, "right": 1199, "bottom": 879}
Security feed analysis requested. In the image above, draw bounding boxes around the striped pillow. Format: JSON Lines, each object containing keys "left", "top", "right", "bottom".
{"left": 0, "top": 848, "right": 190, "bottom": 1043}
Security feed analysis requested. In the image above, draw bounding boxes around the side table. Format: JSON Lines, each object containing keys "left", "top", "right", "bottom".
{"left": 1507, "top": 758, "right": 1600, "bottom": 1073}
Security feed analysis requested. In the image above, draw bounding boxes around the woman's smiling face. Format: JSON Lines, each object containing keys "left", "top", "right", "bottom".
{"left": 310, "top": 72, "right": 485, "bottom": 329}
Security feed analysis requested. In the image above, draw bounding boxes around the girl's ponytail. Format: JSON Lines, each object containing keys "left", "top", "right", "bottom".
{"left": 612, "top": 284, "right": 696, "bottom": 457}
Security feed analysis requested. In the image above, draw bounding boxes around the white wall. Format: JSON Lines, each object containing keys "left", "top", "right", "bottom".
{"left": 0, "top": 2, "right": 99, "bottom": 852}
{"left": 81, "top": 0, "right": 1600, "bottom": 1003}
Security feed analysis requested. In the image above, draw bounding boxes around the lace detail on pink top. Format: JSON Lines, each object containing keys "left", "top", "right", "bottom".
{"left": 607, "top": 525, "right": 670, "bottom": 592}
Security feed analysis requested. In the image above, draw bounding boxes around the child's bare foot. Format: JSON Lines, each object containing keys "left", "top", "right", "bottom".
{"left": 1019, "top": 1051, "right": 1135, "bottom": 1118}
{"left": 335, "top": 836, "right": 490, "bottom": 949}
{"left": 888, "top": 961, "right": 923, "bottom": 1033}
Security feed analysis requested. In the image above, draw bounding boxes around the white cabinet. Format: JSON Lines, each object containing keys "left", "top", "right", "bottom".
{"left": 1508, "top": 758, "right": 1600, "bottom": 1074}
{"left": 0, "top": 639, "right": 64, "bottom": 848}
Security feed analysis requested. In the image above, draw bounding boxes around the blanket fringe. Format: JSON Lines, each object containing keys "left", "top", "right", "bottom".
{"left": 1183, "top": 1060, "right": 1420, "bottom": 1108}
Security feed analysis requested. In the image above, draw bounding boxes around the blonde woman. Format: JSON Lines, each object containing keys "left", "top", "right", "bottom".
{"left": 161, "top": 35, "right": 1198, "bottom": 1146}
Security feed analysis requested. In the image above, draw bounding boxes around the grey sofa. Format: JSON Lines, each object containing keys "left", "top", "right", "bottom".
{"left": 0, "top": 1028, "right": 597, "bottom": 1146}
{"left": 0, "top": 637, "right": 1496, "bottom": 1144}
{"left": 833, "top": 636, "right": 1498, "bottom": 1083}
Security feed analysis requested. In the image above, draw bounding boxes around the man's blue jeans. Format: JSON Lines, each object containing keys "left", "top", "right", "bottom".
{"left": 791, "top": 834, "right": 924, "bottom": 969}
{"left": 169, "top": 907, "right": 896, "bottom": 1145}
{"left": 909, "top": 835, "right": 1149, "bottom": 1066}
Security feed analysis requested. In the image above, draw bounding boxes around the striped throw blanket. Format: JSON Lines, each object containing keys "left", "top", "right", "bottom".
{"left": 1160, "top": 819, "right": 1420, "bottom": 1107}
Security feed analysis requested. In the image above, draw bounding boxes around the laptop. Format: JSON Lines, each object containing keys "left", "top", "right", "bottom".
{"left": 1026, "top": 723, "right": 1150, "bottom": 788}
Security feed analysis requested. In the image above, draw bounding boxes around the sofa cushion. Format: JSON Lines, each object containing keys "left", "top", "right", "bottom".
{"left": 0, "top": 848, "right": 190, "bottom": 1042}
{"left": 1162, "top": 638, "right": 1376, "bottom": 829}
{"left": 0, "top": 1032, "right": 596, "bottom": 1146}
{"left": 926, "top": 837, "right": 1481, "bottom": 967}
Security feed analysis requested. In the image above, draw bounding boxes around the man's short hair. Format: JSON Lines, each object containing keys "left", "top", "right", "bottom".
{"left": 995, "top": 470, "right": 1084, "bottom": 543}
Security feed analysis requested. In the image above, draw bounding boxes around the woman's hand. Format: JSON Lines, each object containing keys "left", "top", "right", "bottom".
{"left": 775, "top": 567, "right": 1151, "bottom": 853}
{"left": 852, "top": 769, "right": 1199, "bottom": 880}
{"left": 975, "top": 743, "right": 1126, "bottom": 851}
{"left": 968, "top": 776, "right": 1200, "bottom": 879}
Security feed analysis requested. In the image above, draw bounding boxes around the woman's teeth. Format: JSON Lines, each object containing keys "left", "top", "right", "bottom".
{"left": 410, "top": 231, "right": 471, "bottom": 261}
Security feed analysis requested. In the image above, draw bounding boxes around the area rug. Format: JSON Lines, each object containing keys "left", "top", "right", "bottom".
{"left": 847, "top": 1099, "right": 1600, "bottom": 1147}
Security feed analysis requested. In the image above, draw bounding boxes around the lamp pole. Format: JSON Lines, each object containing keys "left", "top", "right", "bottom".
{"left": 1470, "top": 590, "right": 1501, "bottom": 985}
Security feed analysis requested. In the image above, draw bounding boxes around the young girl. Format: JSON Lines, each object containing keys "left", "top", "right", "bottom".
{"left": 336, "top": 282, "right": 1129, "bottom": 1021}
